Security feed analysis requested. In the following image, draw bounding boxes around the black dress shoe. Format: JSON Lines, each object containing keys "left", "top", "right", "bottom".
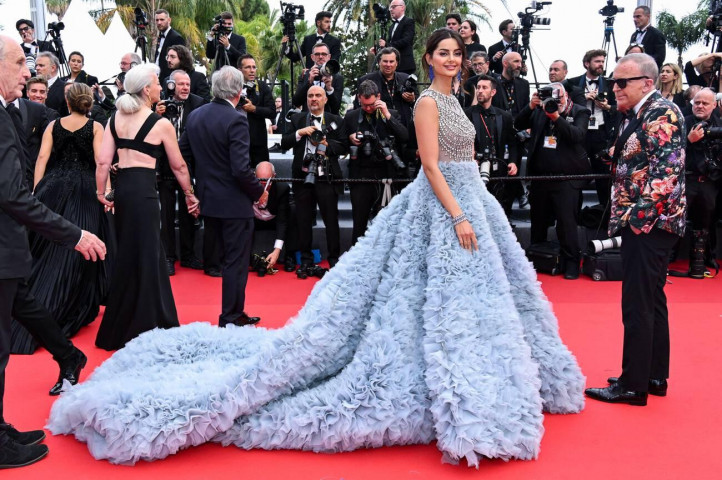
{"left": 0, "top": 424, "right": 45, "bottom": 446}
{"left": 283, "top": 257, "right": 296, "bottom": 272}
{"left": 0, "top": 438, "right": 49, "bottom": 469}
{"left": 607, "top": 377, "right": 668, "bottom": 396}
{"left": 180, "top": 257, "right": 204, "bottom": 270}
{"left": 564, "top": 260, "right": 580, "bottom": 280}
{"left": 237, "top": 313, "right": 261, "bottom": 326}
{"left": 166, "top": 259, "right": 176, "bottom": 276}
{"left": 584, "top": 383, "right": 648, "bottom": 406}
{"left": 50, "top": 348, "right": 87, "bottom": 396}
{"left": 204, "top": 268, "right": 222, "bottom": 277}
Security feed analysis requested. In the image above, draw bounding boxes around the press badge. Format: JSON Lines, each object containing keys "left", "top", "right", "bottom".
{"left": 588, "top": 117, "right": 599, "bottom": 130}
{"left": 543, "top": 136, "right": 557, "bottom": 149}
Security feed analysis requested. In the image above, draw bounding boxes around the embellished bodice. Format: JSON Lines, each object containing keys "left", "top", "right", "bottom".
{"left": 414, "top": 89, "right": 475, "bottom": 163}
{"left": 48, "top": 119, "right": 96, "bottom": 174}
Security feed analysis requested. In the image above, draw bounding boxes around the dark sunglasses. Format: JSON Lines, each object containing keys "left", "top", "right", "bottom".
{"left": 18, "top": 26, "right": 31, "bottom": 32}
{"left": 609, "top": 76, "right": 649, "bottom": 89}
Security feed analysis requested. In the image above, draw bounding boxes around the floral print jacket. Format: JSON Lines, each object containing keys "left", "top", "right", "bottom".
{"left": 609, "top": 91, "right": 686, "bottom": 237}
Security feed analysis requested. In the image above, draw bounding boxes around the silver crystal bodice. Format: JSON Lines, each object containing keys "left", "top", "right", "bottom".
{"left": 414, "top": 89, "right": 475, "bottom": 163}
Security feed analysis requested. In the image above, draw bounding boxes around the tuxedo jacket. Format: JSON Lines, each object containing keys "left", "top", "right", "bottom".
{"left": 342, "top": 108, "right": 409, "bottom": 178}
{"left": 514, "top": 103, "right": 591, "bottom": 184}
{"left": 354, "top": 71, "right": 417, "bottom": 126}
{"left": 292, "top": 71, "right": 344, "bottom": 115}
{"left": 156, "top": 28, "right": 186, "bottom": 82}
{"left": 281, "top": 111, "right": 345, "bottom": 183}
{"left": 179, "top": 99, "right": 264, "bottom": 219}
{"left": 0, "top": 105, "right": 81, "bottom": 279}
{"left": 18, "top": 99, "right": 55, "bottom": 186}
{"left": 491, "top": 76, "right": 530, "bottom": 118}
{"left": 289, "top": 33, "right": 342, "bottom": 69}
{"left": 629, "top": 26, "right": 666, "bottom": 68}
{"left": 388, "top": 17, "right": 416, "bottom": 73}
{"left": 465, "top": 105, "right": 521, "bottom": 169}
{"left": 61, "top": 70, "right": 98, "bottom": 87}
{"left": 158, "top": 93, "right": 205, "bottom": 179}
{"left": 190, "top": 71, "right": 211, "bottom": 103}
{"left": 205, "top": 33, "right": 246, "bottom": 69}
{"left": 238, "top": 80, "right": 275, "bottom": 147}
{"left": 45, "top": 78, "right": 68, "bottom": 115}
{"left": 567, "top": 74, "right": 620, "bottom": 142}
{"left": 487, "top": 40, "right": 519, "bottom": 75}
{"left": 21, "top": 41, "right": 56, "bottom": 58}
{"left": 259, "top": 181, "right": 291, "bottom": 245}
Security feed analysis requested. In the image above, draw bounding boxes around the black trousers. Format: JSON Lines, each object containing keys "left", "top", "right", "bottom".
{"left": 202, "top": 216, "right": 222, "bottom": 272}
{"left": 249, "top": 144, "right": 270, "bottom": 168}
{"left": 0, "top": 279, "right": 75, "bottom": 423}
{"left": 158, "top": 179, "right": 196, "bottom": 262}
{"left": 619, "top": 226, "right": 679, "bottom": 391}
{"left": 686, "top": 176, "right": 718, "bottom": 231}
{"left": 205, "top": 217, "right": 255, "bottom": 326}
{"left": 487, "top": 177, "right": 515, "bottom": 217}
{"left": 350, "top": 182, "right": 384, "bottom": 245}
{"left": 585, "top": 128, "right": 611, "bottom": 206}
{"left": 294, "top": 181, "right": 340, "bottom": 265}
{"left": 529, "top": 181, "right": 581, "bottom": 261}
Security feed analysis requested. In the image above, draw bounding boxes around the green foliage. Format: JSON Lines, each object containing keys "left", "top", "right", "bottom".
{"left": 657, "top": 9, "right": 710, "bottom": 67}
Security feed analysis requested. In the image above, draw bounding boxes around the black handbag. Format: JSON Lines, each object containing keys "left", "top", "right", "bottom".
{"left": 526, "top": 241, "right": 562, "bottom": 276}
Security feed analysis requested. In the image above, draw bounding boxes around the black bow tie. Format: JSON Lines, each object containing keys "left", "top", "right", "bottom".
{"left": 311, "top": 115, "right": 322, "bottom": 123}
{"left": 624, "top": 110, "right": 636, "bottom": 121}
{"left": 316, "top": 36, "right": 324, "bottom": 42}
{"left": 588, "top": 79, "right": 599, "bottom": 85}
{"left": 159, "top": 32, "right": 165, "bottom": 39}
{"left": 635, "top": 29, "right": 644, "bottom": 35}
{"left": 393, "top": 20, "right": 399, "bottom": 24}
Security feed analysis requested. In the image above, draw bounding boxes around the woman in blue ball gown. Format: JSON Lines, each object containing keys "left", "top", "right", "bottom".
{"left": 48, "top": 30, "right": 585, "bottom": 467}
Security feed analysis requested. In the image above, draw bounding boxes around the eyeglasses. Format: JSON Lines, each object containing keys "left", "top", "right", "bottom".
{"left": 18, "top": 27, "right": 31, "bottom": 32}
{"left": 609, "top": 76, "right": 649, "bottom": 89}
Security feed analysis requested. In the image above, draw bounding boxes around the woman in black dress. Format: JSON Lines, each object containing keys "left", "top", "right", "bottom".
{"left": 94, "top": 64, "right": 199, "bottom": 350}
{"left": 459, "top": 20, "right": 485, "bottom": 69}
{"left": 11, "top": 83, "right": 109, "bottom": 354}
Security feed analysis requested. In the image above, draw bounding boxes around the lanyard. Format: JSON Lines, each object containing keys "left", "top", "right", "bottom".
{"left": 479, "top": 113, "right": 493, "bottom": 139}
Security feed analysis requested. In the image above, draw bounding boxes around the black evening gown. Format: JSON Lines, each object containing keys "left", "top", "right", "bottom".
{"left": 95, "top": 113, "right": 180, "bottom": 350}
{"left": 11, "top": 119, "right": 112, "bottom": 354}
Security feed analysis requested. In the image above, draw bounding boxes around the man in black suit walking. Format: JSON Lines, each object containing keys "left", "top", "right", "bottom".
{"left": 154, "top": 9, "right": 185, "bottom": 82}
{"left": 284, "top": 11, "right": 341, "bottom": 69}
{"left": 0, "top": 35, "right": 106, "bottom": 469}
{"left": 487, "top": 20, "right": 518, "bottom": 75}
{"left": 379, "top": 1, "right": 416, "bottom": 75}
{"left": 630, "top": 6, "right": 666, "bottom": 68}
{"left": 34, "top": 52, "right": 66, "bottom": 115}
{"left": 292, "top": 43, "right": 344, "bottom": 115}
{"left": 206, "top": 11, "right": 246, "bottom": 71}
{"left": 179, "top": 66, "right": 264, "bottom": 328}
{"left": 237, "top": 54, "right": 275, "bottom": 167}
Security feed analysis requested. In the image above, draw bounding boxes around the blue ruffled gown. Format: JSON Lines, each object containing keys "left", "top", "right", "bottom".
{"left": 47, "top": 90, "right": 585, "bottom": 467}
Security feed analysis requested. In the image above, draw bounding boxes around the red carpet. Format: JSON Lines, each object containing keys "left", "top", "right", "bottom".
{"left": 4, "top": 262, "right": 722, "bottom": 479}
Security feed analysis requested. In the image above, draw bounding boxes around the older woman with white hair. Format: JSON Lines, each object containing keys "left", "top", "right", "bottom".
{"left": 94, "top": 63, "right": 199, "bottom": 351}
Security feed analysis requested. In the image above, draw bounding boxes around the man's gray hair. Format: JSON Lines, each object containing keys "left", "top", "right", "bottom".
{"left": 470, "top": 51, "right": 488, "bottom": 63}
{"left": 358, "top": 79, "right": 380, "bottom": 98}
{"left": 170, "top": 69, "right": 190, "bottom": 82}
{"left": 618, "top": 53, "right": 659, "bottom": 82}
{"left": 126, "top": 52, "right": 142, "bottom": 66}
{"left": 37, "top": 51, "right": 60, "bottom": 72}
{"left": 211, "top": 66, "right": 243, "bottom": 100}
{"left": 635, "top": 5, "right": 651, "bottom": 16}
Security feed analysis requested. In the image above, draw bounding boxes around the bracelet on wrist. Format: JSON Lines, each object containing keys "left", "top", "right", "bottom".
{"left": 451, "top": 213, "right": 467, "bottom": 227}
{"left": 184, "top": 186, "right": 195, "bottom": 196}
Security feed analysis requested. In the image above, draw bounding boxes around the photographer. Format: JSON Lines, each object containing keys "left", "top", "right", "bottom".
{"left": 284, "top": 11, "right": 341, "bottom": 69}
{"left": 115, "top": 53, "right": 142, "bottom": 96}
{"left": 354, "top": 47, "right": 417, "bottom": 127}
{"left": 281, "top": 86, "right": 345, "bottom": 274}
{"left": 206, "top": 11, "right": 246, "bottom": 71}
{"left": 166, "top": 45, "right": 211, "bottom": 103}
{"left": 252, "top": 161, "right": 292, "bottom": 271}
{"left": 683, "top": 88, "right": 721, "bottom": 278}
{"left": 492, "top": 52, "right": 530, "bottom": 118}
{"left": 515, "top": 83, "right": 591, "bottom": 279}
{"left": 685, "top": 52, "right": 722, "bottom": 92}
{"left": 153, "top": 9, "right": 185, "bottom": 82}
{"left": 155, "top": 70, "right": 205, "bottom": 275}
{"left": 487, "top": 20, "right": 518, "bottom": 75}
{"left": 292, "top": 43, "right": 344, "bottom": 115}
{"left": 16, "top": 19, "right": 56, "bottom": 74}
{"left": 237, "top": 54, "right": 275, "bottom": 168}
{"left": 568, "top": 49, "right": 619, "bottom": 206}
{"left": 465, "top": 75, "right": 520, "bottom": 217}
{"left": 378, "top": 1, "right": 416, "bottom": 75}
{"left": 344, "top": 80, "right": 408, "bottom": 245}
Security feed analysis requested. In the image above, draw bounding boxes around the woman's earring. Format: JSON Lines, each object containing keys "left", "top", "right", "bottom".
{"left": 457, "top": 71, "right": 462, "bottom": 83}
{"left": 429, "top": 65, "right": 434, "bottom": 81}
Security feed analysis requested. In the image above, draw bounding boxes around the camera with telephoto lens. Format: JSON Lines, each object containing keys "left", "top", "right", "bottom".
{"left": 589, "top": 236, "right": 622, "bottom": 254}
{"left": 378, "top": 136, "right": 405, "bottom": 170}
{"left": 475, "top": 147, "right": 498, "bottom": 184}
{"left": 133, "top": 7, "right": 148, "bottom": 29}
{"left": 295, "top": 264, "right": 327, "bottom": 279}
{"left": 599, "top": 0, "right": 623, "bottom": 17}
{"left": 698, "top": 121, "right": 722, "bottom": 140}
{"left": 372, "top": 3, "right": 391, "bottom": 23}
{"left": 398, "top": 74, "right": 418, "bottom": 95}
{"left": 160, "top": 78, "right": 183, "bottom": 119}
{"left": 518, "top": 1, "right": 551, "bottom": 30}
{"left": 280, "top": 2, "right": 305, "bottom": 41}
{"left": 318, "top": 60, "right": 340, "bottom": 78}
{"left": 212, "top": 15, "right": 233, "bottom": 38}
{"left": 696, "top": 121, "right": 722, "bottom": 177}
{"left": 251, "top": 252, "right": 278, "bottom": 277}
{"left": 538, "top": 85, "right": 561, "bottom": 113}
{"left": 356, "top": 130, "right": 377, "bottom": 157}
{"left": 303, "top": 121, "right": 338, "bottom": 184}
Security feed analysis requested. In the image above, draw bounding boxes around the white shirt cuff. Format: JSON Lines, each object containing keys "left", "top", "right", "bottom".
{"left": 75, "top": 230, "right": 85, "bottom": 248}
{"left": 274, "top": 240, "right": 284, "bottom": 250}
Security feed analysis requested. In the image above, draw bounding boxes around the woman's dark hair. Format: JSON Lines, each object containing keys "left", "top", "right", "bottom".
{"left": 167, "top": 44, "right": 194, "bottom": 73}
{"left": 68, "top": 51, "right": 84, "bottom": 64}
{"left": 65, "top": 82, "right": 93, "bottom": 115}
{"left": 422, "top": 29, "right": 468, "bottom": 84}
{"left": 462, "top": 20, "right": 480, "bottom": 44}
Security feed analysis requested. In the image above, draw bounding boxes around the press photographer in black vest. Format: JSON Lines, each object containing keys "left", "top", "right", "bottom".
{"left": 292, "top": 43, "right": 344, "bottom": 115}
{"left": 465, "top": 75, "right": 520, "bottom": 217}
{"left": 252, "top": 161, "right": 291, "bottom": 271}
{"left": 206, "top": 11, "right": 246, "bottom": 71}
{"left": 281, "top": 86, "right": 345, "bottom": 275}
{"left": 284, "top": 11, "right": 342, "bottom": 69}
{"left": 345, "top": 80, "right": 409, "bottom": 245}
{"left": 515, "top": 82, "right": 591, "bottom": 280}
{"left": 237, "top": 54, "right": 274, "bottom": 168}
{"left": 155, "top": 70, "right": 205, "bottom": 275}
{"left": 683, "top": 88, "right": 722, "bottom": 277}
{"left": 165, "top": 45, "right": 211, "bottom": 103}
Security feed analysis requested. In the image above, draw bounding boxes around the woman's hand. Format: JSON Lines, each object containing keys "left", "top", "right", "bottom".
{"left": 97, "top": 193, "right": 114, "bottom": 213}
{"left": 185, "top": 193, "right": 200, "bottom": 217}
{"left": 455, "top": 220, "right": 478, "bottom": 252}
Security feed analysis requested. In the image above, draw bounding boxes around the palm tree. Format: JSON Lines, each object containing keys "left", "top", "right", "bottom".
{"left": 657, "top": 9, "right": 709, "bottom": 68}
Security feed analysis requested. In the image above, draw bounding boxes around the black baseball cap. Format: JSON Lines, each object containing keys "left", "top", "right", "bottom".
{"left": 16, "top": 19, "right": 34, "bottom": 30}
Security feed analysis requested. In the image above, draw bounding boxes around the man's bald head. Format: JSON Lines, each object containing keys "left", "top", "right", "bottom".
{"left": 255, "top": 161, "right": 276, "bottom": 180}
{"left": 502, "top": 52, "right": 522, "bottom": 79}
{"left": 307, "top": 85, "right": 327, "bottom": 114}
{"left": 692, "top": 87, "right": 717, "bottom": 121}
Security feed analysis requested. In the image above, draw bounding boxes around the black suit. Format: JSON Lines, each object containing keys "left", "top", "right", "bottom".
{"left": 45, "top": 78, "right": 68, "bottom": 115}
{"left": 487, "top": 40, "right": 519, "bottom": 75}
{"left": 179, "top": 99, "right": 264, "bottom": 326}
{"left": 253, "top": 182, "right": 291, "bottom": 255}
{"left": 387, "top": 16, "right": 416, "bottom": 74}
{"left": 492, "top": 75, "right": 530, "bottom": 118}
{"left": 354, "top": 71, "right": 417, "bottom": 127}
{"left": 515, "top": 103, "right": 591, "bottom": 266}
{"left": 21, "top": 41, "right": 56, "bottom": 58}
{"left": 288, "top": 33, "right": 342, "bottom": 69}
{"left": 206, "top": 33, "right": 246, "bottom": 70}
{"left": 630, "top": 26, "right": 666, "bottom": 68}
{"left": 465, "top": 105, "right": 520, "bottom": 215}
{"left": 159, "top": 94, "right": 205, "bottom": 265}
{"left": 190, "top": 71, "right": 211, "bottom": 103}
{"left": 292, "top": 71, "right": 344, "bottom": 115}
{"left": 0, "top": 103, "right": 81, "bottom": 425}
{"left": 281, "top": 111, "right": 345, "bottom": 266}
{"left": 238, "top": 80, "right": 274, "bottom": 167}
{"left": 61, "top": 70, "right": 98, "bottom": 87}
{"left": 17, "top": 99, "right": 54, "bottom": 186}
{"left": 156, "top": 28, "right": 185, "bottom": 83}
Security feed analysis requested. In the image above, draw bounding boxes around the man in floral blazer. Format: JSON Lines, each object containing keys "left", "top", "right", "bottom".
{"left": 586, "top": 53, "right": 686, "bottom": 406}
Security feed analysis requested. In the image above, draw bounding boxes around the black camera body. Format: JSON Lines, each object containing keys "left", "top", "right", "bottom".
{"left": 475, "top": 147, "right": 498, "bottom": 183}
{"left": 161, "top": 79, "right": 183, "bottom": 119}
{"left": 280, "top": 2, "right": 305, "bottom": 40}
{"left": 518, "top": 1, "right": 552, "bottom": 30}
{"left": 303, "top": 121, "right": 338, "bottom": 184}
{"left": 133, "top": 7, "right": 148, "bottom": 30}
{"left": 399, "top": 74, "right": 418, "bottom": 95}
{"left": 355, "top": 130, "right": 404, "bottom": 170}
{"left": 538, "top": 85, "right": 561, "bottom": 113}
{"left": 599, "top": 0, "right": 624, "bottom": 17}
{"left": 212, "top": 15, "right": 233, "bottom": 37}
{"left": 372, "top": 3, "right": 391, "bottom": 38}
{"left": 251, "top": 252, "right": 277, "bottom": 277}
{"left": 47, "top": 21, "right": 65, "bottom": 36}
